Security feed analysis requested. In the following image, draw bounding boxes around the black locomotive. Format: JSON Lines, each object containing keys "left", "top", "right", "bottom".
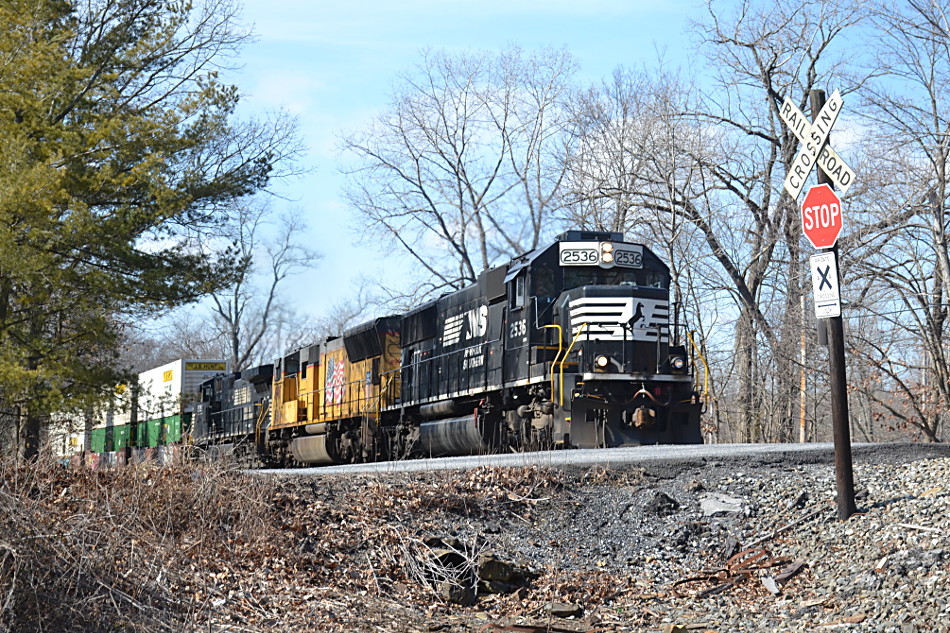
{"left": 191, "top": 364, "right": 273, "bottom": 460}
{"left": 193, "top": 230, "right": 704, "bottom": 465}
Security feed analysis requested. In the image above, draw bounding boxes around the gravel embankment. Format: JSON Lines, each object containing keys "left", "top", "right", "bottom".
{"left": 11, "top": 445, "right": 947, "bottom": 632}
{"left": 618, "top": 457, "right": 950, "bottom": 632}
{"left": 386, "top": 450, "right": 950, "bottom": 632}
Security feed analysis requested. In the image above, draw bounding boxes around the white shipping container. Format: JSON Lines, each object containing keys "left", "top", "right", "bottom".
{"left": 137, "top": 359, "right": 228, "bottom": 420}
{"left": 91, "top": 359, "right": 228, "bottom": 431}
{"left": 92, "top": 385, "right": 133, "bottom": 431}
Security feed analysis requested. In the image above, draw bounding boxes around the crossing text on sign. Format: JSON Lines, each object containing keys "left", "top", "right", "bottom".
{"left": 780, "top": 91, "right": 855, "bottom": 198}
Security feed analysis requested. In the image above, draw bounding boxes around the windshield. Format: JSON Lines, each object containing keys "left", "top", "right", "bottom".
{"left": 562, "top": 267, "right": 669, "bottom": 290}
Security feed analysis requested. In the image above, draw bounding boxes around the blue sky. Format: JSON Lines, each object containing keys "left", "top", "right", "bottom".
{"left": 229, "top": 0, "right": 703, "bottom": 318}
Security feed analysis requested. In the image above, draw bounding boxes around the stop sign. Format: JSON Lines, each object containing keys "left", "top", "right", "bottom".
{"left": 801, "top": 184, "right": 843, "bottom": 249}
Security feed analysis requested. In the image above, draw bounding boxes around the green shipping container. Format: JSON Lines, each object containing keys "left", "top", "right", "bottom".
{"left": 112, "top": 425, "right": 130, "bottom": 450}
{"left": 90, "top": 428, "right": 106, "bottom": 453}
{"left": 91, "top": 426, "right": 128, "bottom": 452}
{"left": 164, "top": 415, "right": 179, "bottom": 444}
{"left": 134, "top": 414, "right": 188, "bottom": 447}
{"left": 135, "top": 418, "right": 160, "bottom": 447}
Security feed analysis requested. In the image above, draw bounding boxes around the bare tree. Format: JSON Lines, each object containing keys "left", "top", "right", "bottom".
{"left": 206, "top": 203, "right": 320, "bottom": 371}
{"left": 118, "top": 316, "right": 225, "bottom": 372}
{"left": 564, "top": 66, "right": 731, "bottom": 438}
{"left": 341, "top": 46, "right": 577, "bottom": 297}
{"left": 845, "top": 0, "right": 950, "bottom": 441}
{"left": 562, "top": 0, "right": 870, "bottom": 442}
{"left": 294, "top": 282, "right": 380, "bottom": 345}
{"left": 684, "top": 0, "right": 873, "bottom": 442}
{"left": 119, "top": 202, "right": 320, "bottom": 373}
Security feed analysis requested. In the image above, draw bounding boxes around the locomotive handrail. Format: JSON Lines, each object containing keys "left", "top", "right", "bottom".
{"left": 299, "top": 383, "right": 319, "bottom": 420}
{"left": 557, "top": 323, "right": 588, "bottom": 407}
{"left": 376, "top": 372, "right": 398, "bottom": 418}
{"left": 363, "top": 371, "right": 398, "bottom": 422}
{"left": 686, "top": 329, "right": 709, "bottom": 400}
{"left": 412, "top": 338, "right": 502, "bottom": 365}
{"left": 379, "top": 338, "right": 501, "bottom": 406}
{"left": 543, "top": 324, "right": 563, "bottom": 405}
{"left": 253, "top": 400, "right": 269, "bottom": 449}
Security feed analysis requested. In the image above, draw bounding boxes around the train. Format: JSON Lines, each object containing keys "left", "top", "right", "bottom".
{"left": 186, "top": 230, "right": 706, "bottom": 467}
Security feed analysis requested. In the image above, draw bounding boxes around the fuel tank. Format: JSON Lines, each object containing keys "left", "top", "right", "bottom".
{"left": 418, "top": 412, "right": 487, "bottom": 457}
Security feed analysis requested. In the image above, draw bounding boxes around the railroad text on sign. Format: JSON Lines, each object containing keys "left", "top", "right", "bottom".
{"left": 780, "top": 91, "right": 855, "bottom": 198}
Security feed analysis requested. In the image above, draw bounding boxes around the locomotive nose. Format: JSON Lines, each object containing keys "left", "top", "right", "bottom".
{"left": 555, "top": 284, "right": 670, "bottom": 375}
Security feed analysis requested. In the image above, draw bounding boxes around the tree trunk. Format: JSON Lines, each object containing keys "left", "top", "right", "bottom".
{"left": 22, "top": 318, "right": 43, "bottom": 461}
{"left": 735, "top": 309, "right": 757, "bottom": 443}
{"left": 21, "top": 404, "right": 42, "bottom": 462}
{"left": 84, "top": 406, "right": 94, "bottom": 453}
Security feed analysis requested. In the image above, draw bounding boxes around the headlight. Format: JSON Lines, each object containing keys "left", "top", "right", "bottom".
{"left": 595, "top": 355, "right": 610, "bottom": 369}
{"left": 601, "top": 251, "right": 614, "bottom": 263}
{"left": 671, "top": 356, "right": 687, "bottom": 371}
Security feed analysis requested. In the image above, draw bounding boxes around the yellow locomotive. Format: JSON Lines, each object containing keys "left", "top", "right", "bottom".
{"left": 263, "top": 317, "right": 402, "bottom": 465}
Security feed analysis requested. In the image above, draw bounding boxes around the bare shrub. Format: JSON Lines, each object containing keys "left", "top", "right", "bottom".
{"left": 0, "top": 455, "right": 271, "bottom": 632}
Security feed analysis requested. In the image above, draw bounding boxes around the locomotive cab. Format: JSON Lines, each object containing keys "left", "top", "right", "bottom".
{"left": 501, "top": 231, "right": 701, "bottom": 448}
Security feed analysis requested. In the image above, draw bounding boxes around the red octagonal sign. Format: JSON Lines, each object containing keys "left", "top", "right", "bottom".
{"left": 801, "top": 184, "right": 843, "bottom": 249}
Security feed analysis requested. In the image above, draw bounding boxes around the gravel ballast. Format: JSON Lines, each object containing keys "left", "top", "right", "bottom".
{"left": 613, "top": 456, "right": 950, "bottom": 632}
{"left": 327, "top": 448, "right": 950, "bottom": 632}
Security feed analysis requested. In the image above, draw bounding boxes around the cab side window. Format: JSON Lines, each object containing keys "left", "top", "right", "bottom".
{"left": 532, "top": 264, "right": 556, "bottom": 299}
{"left": 510, "top": 274, "right": 526, "bottom": 309}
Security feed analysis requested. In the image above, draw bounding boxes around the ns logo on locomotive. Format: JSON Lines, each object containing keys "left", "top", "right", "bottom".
{"left": 135, "top": 231, "right": 705, "bottom": 467}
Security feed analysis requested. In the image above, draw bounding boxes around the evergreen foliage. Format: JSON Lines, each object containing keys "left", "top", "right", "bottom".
{"left": 0, "top": 0, "right": 295, "bottom": 457}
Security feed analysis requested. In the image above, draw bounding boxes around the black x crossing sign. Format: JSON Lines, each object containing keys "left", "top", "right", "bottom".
{"left": 810, "top": 252, "right": 841, "bottom": 318}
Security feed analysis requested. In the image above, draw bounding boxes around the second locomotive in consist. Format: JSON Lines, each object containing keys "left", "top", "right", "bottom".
{"left": 194, "top": 230, "right": 704, "bottom": 465}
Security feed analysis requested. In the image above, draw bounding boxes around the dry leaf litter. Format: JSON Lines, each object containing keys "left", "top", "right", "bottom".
{"left": 0, "top": 449, "right": 947, "bottom": 632}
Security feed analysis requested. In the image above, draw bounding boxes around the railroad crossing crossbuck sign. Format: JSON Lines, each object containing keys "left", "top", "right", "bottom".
{"left": 780, "top": 90, "right": 856, "bottom": 200}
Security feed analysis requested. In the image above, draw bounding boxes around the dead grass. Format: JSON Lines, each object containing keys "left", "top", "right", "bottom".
{"left": 0, "top": 455, "right": 272, "bottom": 633}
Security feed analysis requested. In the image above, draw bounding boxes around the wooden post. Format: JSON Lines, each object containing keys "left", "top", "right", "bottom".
{"left": 810, "top": 89, "right": 857, "bottom": 520}
{"left": 800, "top": 295, "right": 807, "bottom": 443}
